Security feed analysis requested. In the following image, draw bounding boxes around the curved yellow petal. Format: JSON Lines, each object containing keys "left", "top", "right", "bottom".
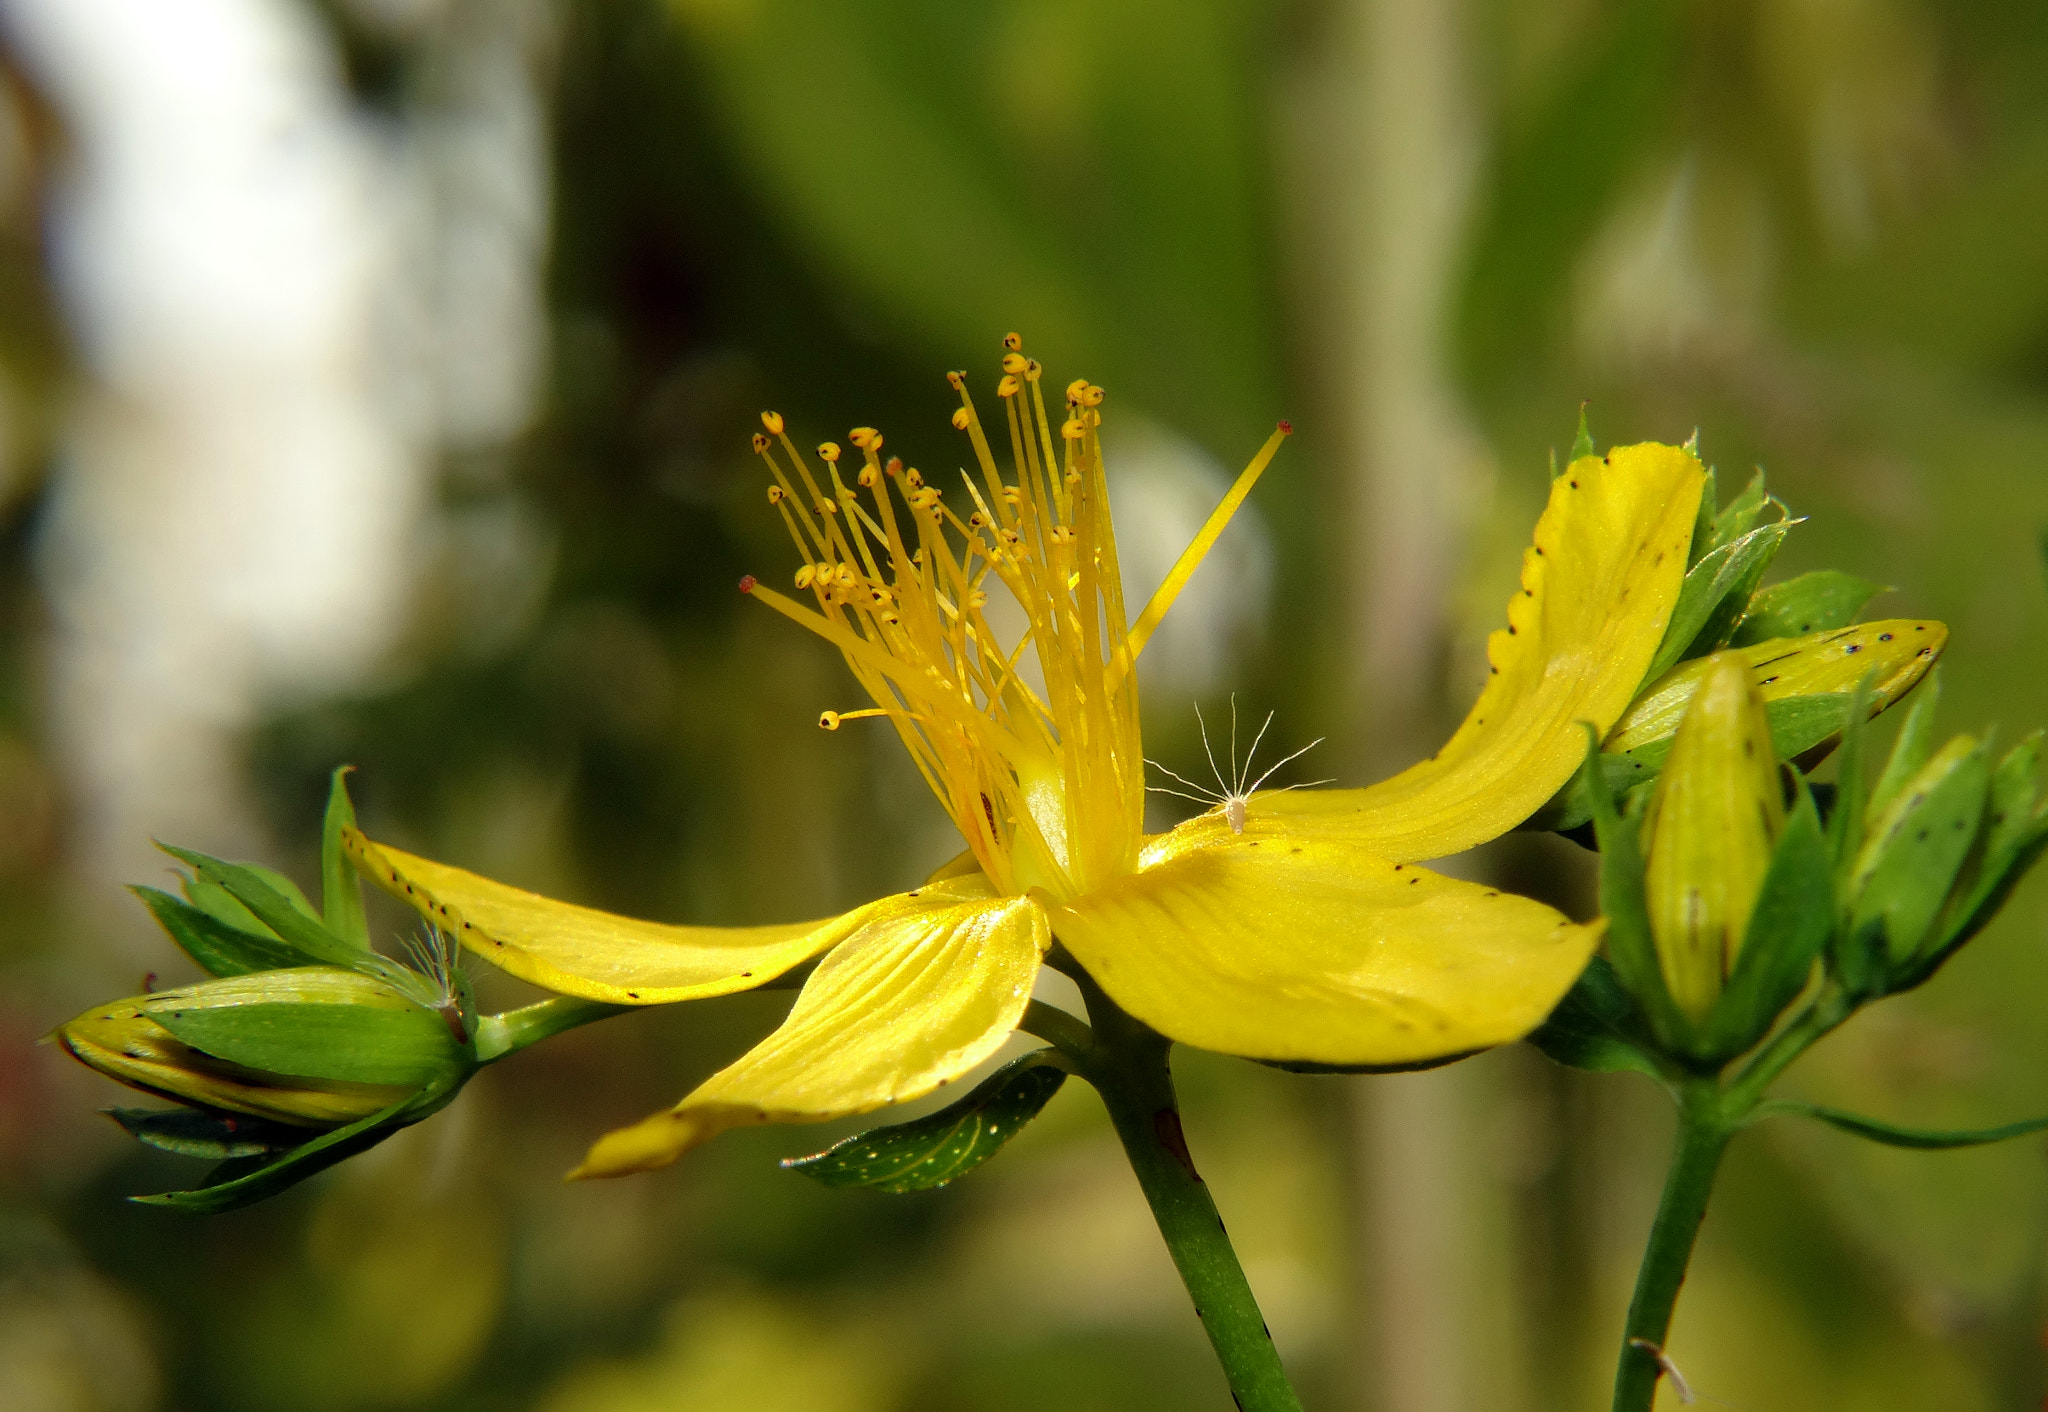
{"left": 571, "top": 893, "right": 1049, "bottom": 1177}
{"left": 345, "top": 829, "right": 993, "bottom": 1004}
{"left": 1048, "top": 837, "right": 1602, "bottom": 1066}
{"left": 1239, "top": 442, "right": 1704, "bottom": 862}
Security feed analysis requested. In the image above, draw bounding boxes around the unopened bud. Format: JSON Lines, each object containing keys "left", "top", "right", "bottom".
{"left": 1641, "top": 655, "right": 1784, "bottom": 1025}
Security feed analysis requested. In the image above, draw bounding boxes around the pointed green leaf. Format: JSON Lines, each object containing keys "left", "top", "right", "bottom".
{"left": 145, "top": 969, "right": 462, "bottom": 1086}
{"left": 158, "top": 845, "right": 374, "bottom": 971}
{"left": 1755, "top": 1099, "right": 2048, "bottom": 1150}
{"left": 1686, "top": 467, "right": 1719, "bottom": 567}
{"left": 107, "top": 1106, "right": 307, "bottom": 1160}
{"left": 1710, "top": 471, "right": 1770, "bottom": 551}
{"left": 132, "top": 886, "right": 322, "bottom": 977}
{"left": 1699, "top": 780, "right": 1833, "bottom": 1061}
{"left": 1729, "top": 571, "right": 1885, "bottom": 647}
{"left": 321, "top": 768, "right": 371, "bottom": 949}
{"left": 1645, "top": 519, "right": 1791, "bottom": 683}
{"left": 782, "top": 1054, "right": 1066, "bottom": 1193}
{"left": 1568, "top": 404, "right": 1596, "bottom": 465}
{"left": 1525, "top": 956, "right": 1664, "bottom": 1078}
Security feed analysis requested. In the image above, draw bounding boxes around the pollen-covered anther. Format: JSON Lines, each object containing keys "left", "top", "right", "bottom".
{"left": 1062, "top": 418, "right": 1085, "bottom": 440}
{"left": 1002, "top": 332, "right": 1023, "bottom": 352}
{"left": 1065, "top": 379, "right": 1089, "bottom": 404}
{"left": 945, "top": 370, "right": 966, "bottom": 389}
{"left": 967, "top": 511, "right": 989, "bottom": 529}
{"left": 815, "top": 497, "right": 839, "bottom": 517}
{"left": 817, "top": 441, "right": 841, "bottom": 462}
{"left": 1000, "top": 485, "right": 1022, "bottom": 504}
{"left": 761, "top": 411, "right": 785, "bottom": 435}
{"left": 869, "top": 586, "right": 894, "bottom": 606}
{"left": 751, "top": 433, "right": 770, "bottom": 452}
{"left": 998, "top": 528, "right": 1021, "bottom": 546}
{"left": 904, "top": 468, "right": 925, "bottom": 489}
{"left": 1024, "top": 359, "right": 1041, "bottom": 380}
{"left": 794, "top": 565, "right": 817, "bottom": 589}
{"left": 951, "top": 408, "right": 971, "bottom": 430}
{"left": 909, "top": 487, "right": 941, "bottom": 509}
{"left": 997, "top": 374, "right": 1021, "bottom": 398}
{"left": 766, "top": 485, "right": 785, "bottom": 504}
{"left": 1050, "top": 525, "right": 1076, "bottom": 545}
{"left": 857, "top": 465, "right": 880, "bottom": 488}
{"left": 1001, "top": 352, "right": 1028, "bottom": 375}
{"left": 832, "top": 564, "right": 858, "bottom": 590}
{"left": 1078, "top": 384, "right": 1105, "bottom": 407}
{"left": 849, "top": 427, "right": 881, "bottom": 450}
{"left": 819, "top": 710, "right": 842, "bottom": 730}
{"left": 967, "top": 590, "right": 989, "bottom": 609}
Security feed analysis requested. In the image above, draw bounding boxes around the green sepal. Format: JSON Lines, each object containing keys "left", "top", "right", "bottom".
{"left": 1686, "top": 467, "right": 1719, "bottom": 567}
{"left": 1525, "top": 955, "right": 1664, "bottom": 1079}
{"left": 321, "top": 768, "right": 371, "bottom": 950}
{"left": 158, "top": 845, "right": 404, "bottom": 985}
{"left": 1752, "top": 1099, "right": 2048, "bottom": 1150}
{"left": 1577, "top": 727, "right": 1689, "bottom": 1050}
{"left": 1826, "top": 672, "right": 1880, "bottom": 879}
{"left": 144, "top": 969, "right": 466, "bottom": 1087}
{"left": 1644, "top": 518, "right": 1790, "bottom": 684}
{"left": 1866, "top": 669, "right": 1943, "bottom": 827}
{"left": 781, "top": 1054, "right": 1066, "bottom": 1193}
{"left": 131, "top": 886, "right": 321, "bottom": 978}
{"left": 133, "top": 1077, "right": 459, "bottom": 1214}
{"left": 1849, "top": 735, "right": 1990, "bottom": 969}
{"left": 180, "top": 873, "right": 274, "bottom": 938}
{"left": 1568, "top": 404, "right": 1596, "bottom": 467}
{"left": 106, "top": 1106, "right": 307, "bottom": 1160}
{"left": 1892, "top": 733, "right": 2048, "bottom": 992}
{"left": 1710, "top": 471, "right": 1771, "bottom": 551}
{"left": 1729, "top": 571, "right": 1885, "bottom": 647}
{"left": 1695, "top": 777, "right": 1832, "bottom": 1062}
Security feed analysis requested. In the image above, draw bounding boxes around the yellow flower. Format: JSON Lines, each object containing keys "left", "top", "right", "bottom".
{"left": 346, "top": 335, "right": 1708, "bottom": 1178}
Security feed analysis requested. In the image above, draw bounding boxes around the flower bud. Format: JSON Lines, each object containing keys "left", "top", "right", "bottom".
{"left": 1639, "top": 655, "right": 1785, "bottom": 1026}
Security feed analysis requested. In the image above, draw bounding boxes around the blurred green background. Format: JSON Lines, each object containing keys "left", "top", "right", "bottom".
{"left": 3, "top": 0, "right": 2048, "bottom": 1408}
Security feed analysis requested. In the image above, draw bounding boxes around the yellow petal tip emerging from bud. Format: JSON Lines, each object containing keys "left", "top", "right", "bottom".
{"left": 1642, "top": 653, "right": 1785, "bottom": 1026}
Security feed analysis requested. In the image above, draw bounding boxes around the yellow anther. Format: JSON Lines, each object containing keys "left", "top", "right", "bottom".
{"left": 909, "top": 487, "right": 941, "bottom": 509}
{"left": 1025, "top": 359, "right": 1041, "bottom": 380}
{"left": 816, "top": 560, "right": 834, "bottom": 581}
{"left": 819, "top": 710, "right": 842, "bottom": 730}
{"left": 794, "top": 565, "right": 817, "bottom": 589}
{"left": 816, "top": 497, "right": 839, "bottom": 516}
{"left": 817, "top": 441, "right": 841, "bottom": 462}
{"left": 997, "top": 375, "right": 1021, "bottom": 398}
{"left": 1065, "top": 379, "right": 1089, "bottom": 404}
{"left": 766, "top": 484, "right": 785, "bottom": 504}
{"left": 1061, "top": 418, "right": 1085, "bottom": 440}
{"left": 967, "top": 590, "right": 989, "bottom": 609}
{"left": 1002, "top": 332, "right": 1023, "bottom": 351}
{"left": 904, "top": 468, "right": 925, "bottom": 489}
{"left": 951, "top": 408, "right": 971, "bottom": 431}
{"left": 879, "top": 609, "right": 900, "bottom": 624}
{"left": 1001, "top": 485, "right": 1021, "bottom": 503}
{"left": 849, "top": 426, "right": 880, "bottom": 449}
{"left": 751, "top": 433, "right": 770, "bottom": 453}
{"left": 1066, "top": 468, "right": 1082, "bottom": 485}
{"left": 762, "top": 411, "right": 785, "bottom": 435}
{"left": 1079, "top": 384, "right": 1105, "bottom": 407}
{"left": 945, "top": 370, "right": 966, "bottom": 389}
{"left": 998, "top": 528, "right": 1021, "bottom": 546}
{"left": 1050, "top": 525, "right": 1076, "bottom": 544}
{"left": 869, "top": 586, "right": 894, "bottom": 605}
{"left": 834, "top": 563, "right": 858, "bottom": 588}
{"left": 968, "top": 511, "right": 989, "bottom": 529}
{"left": 1001, "top": 352, "right": 1028, "bottom": 375}
{"left": 857, "top": 465, "right": 880, "bottom": 488}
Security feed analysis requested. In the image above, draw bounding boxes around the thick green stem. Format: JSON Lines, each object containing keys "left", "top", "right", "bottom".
{"left": 1066, "top": 975, "right": 1304, "bottom": 1412}
{"left": 1612, "top": 1083, "right": 1731, "bottom": 1412}
{"left": 473, "top": 997, "right": 631, "bottom": 1063}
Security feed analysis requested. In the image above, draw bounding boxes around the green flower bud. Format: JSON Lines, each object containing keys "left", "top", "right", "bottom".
{"left": 1640, "top": 655, "right": 1785, "bottom": 1025}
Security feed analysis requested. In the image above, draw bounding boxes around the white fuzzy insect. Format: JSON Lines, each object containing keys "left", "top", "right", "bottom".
{"left": 1147, "top": 697, "right": 1329, "bottom": 834}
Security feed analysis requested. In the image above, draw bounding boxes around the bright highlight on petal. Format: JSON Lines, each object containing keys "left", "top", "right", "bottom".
{"left": 570, "top": 893, "right": 1049, "bottom": 1178}
{"left": 1240, "top": 443, "right": 1704, "bottom": 862}
{"left": 1045, "top": 837, "right": 1603, "bottom": 1065}
{"left": 344, "top": 830, "right": 909, "bottom": 1004}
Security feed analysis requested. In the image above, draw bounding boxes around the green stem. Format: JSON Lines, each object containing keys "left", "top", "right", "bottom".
{"left": 1065, "top": 972, "right": 1305, "bottom": 1412}
{"left": 1611, "top": 1082, "right": 1731, "bottom": 1412}
{"left": 473, "top": 997, "right": 631, "bottom": 1063}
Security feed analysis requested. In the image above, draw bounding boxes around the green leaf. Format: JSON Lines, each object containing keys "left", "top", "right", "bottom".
{"left": 321, "top": 767, "right": 371, "bottom": 949}
{"left": 132, "top": 887, "right": 323, "bottom": 978}
{"left": 145, "top": 969, "right": 462, "bottom": 1087}
{"left": 1644, "top": 519, "right": 1791, "bottom": 683}
{"left": 1867, "top": 669, "right": 1943, "bottom": 826}
{"left": 782, "top": 1054, "right": 1066, "bottom": 1193}
{"left": 1729, "top": 571, "right": 1885, "bottom": 647}
{"left": 1755, "top": 1099, "right": 2048, "bottom": 1150}
{"left": 107, "top": 1106, "right": 306, "bottom": 1160}
{"left": 1708, "top": 472, "right": 1771, "bottom": 552}
{"left": 1699, "top": 781, "right": 1833, "bottom": 1061}
{"left": 1578, "top": 727, "right": 1688, "bottom": 1051}
{"left": 1525, "top": 956, "right": 1664, "bottom": 1079}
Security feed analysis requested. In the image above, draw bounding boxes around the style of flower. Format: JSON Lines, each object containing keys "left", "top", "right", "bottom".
{"left": 346, "top": 335, "right": 1710, "bottom": 1179}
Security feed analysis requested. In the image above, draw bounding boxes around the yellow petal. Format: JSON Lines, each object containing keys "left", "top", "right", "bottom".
{"left": 1240, "top": 442, "right": 1704, "bottom": 862}
{"left": 346, "top": 829, "right": 992, "bottom": 1004}
{"left": 1047, "top": 837, "right": 1602, "bottom": 1066}
{"left": 571, "top": 893, "right": 1048, "bottom": 1177}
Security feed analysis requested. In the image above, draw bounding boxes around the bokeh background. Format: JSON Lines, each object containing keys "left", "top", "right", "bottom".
{"left": 2, "top": 0, "right": 2046, "bottom": 1408}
